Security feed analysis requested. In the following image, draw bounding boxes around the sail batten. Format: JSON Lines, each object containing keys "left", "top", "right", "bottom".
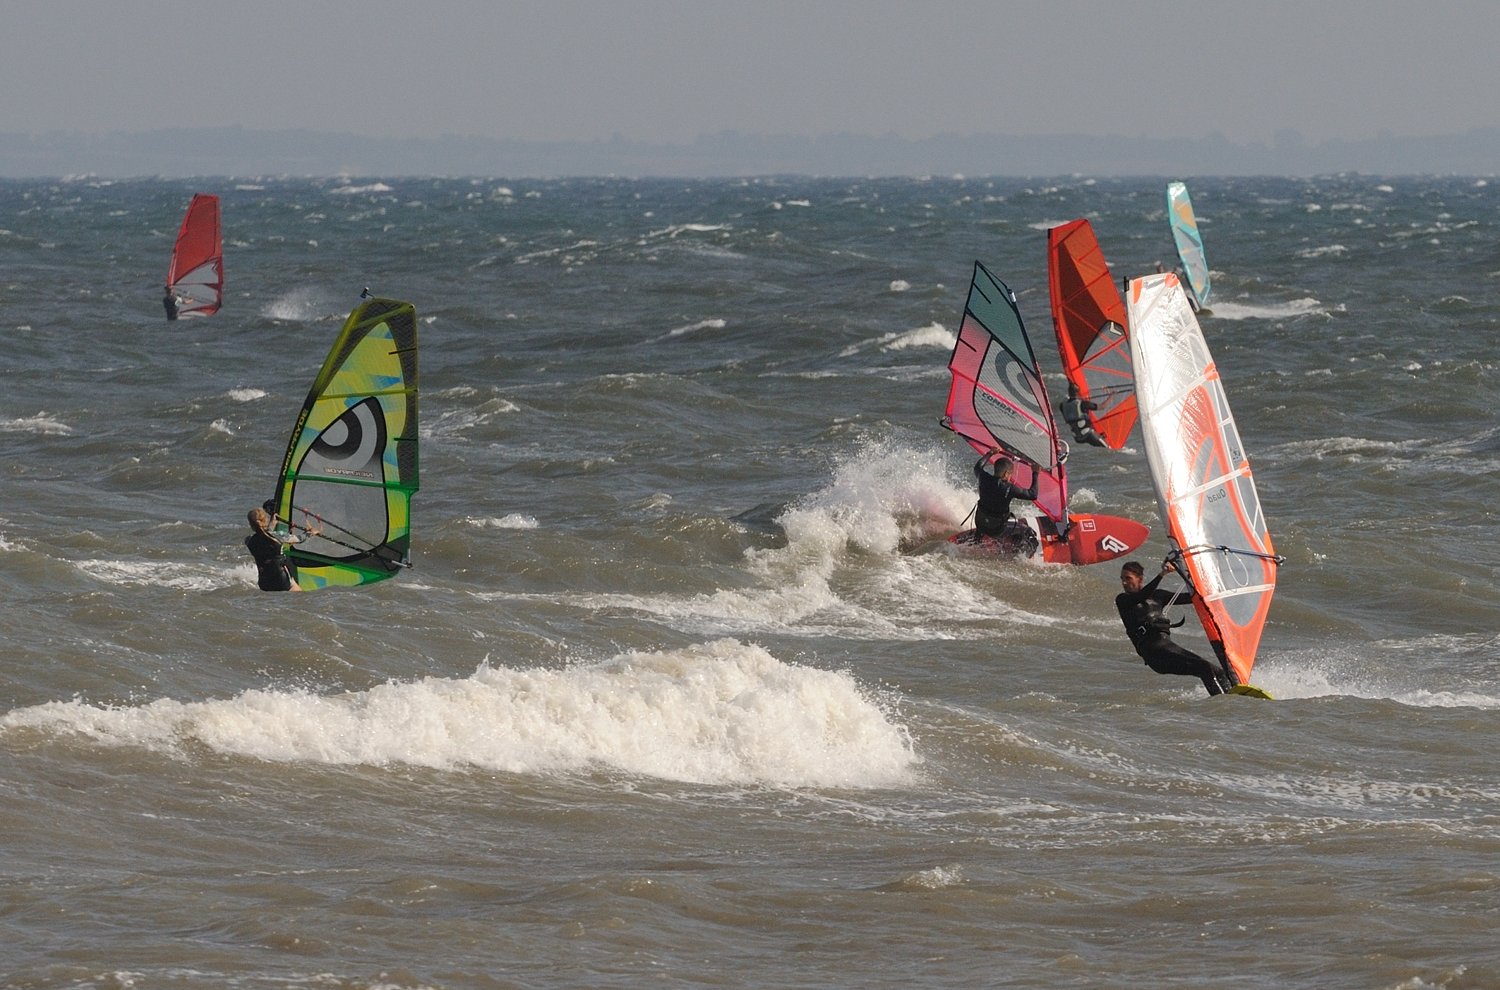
{"left": 166, "top": 193, "right": 222, "bottom": 317}
{"left": 1128, "top": 272, "right": 1276, "bottom": 685}
{"left": 272, "top": 297, "right": 420, "bottom": 591}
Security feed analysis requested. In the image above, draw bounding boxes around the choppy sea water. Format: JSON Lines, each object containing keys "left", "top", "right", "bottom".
{"left": 1, "top": 173, "right": 1499, "bottom": 988}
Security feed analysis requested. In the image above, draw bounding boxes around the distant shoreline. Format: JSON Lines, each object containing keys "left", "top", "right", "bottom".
{"left": 4, "top": 126, "right": 1500, "bottom": 179}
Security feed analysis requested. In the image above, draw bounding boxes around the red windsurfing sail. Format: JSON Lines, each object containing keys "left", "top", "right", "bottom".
{"left": 1047, "top": 219, "right": 1135, "bottom": 448}
{"left": 166, "top": 193, "right": 222, "bottom": 317}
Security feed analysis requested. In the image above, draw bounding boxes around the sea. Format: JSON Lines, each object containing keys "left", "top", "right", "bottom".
{"left": 1, "top": 173, "right": 1498, "bottom": 989}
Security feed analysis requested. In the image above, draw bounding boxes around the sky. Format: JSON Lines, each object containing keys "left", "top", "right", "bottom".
{"left": 5, "top": 0, "right": 1500, "bottom": 148}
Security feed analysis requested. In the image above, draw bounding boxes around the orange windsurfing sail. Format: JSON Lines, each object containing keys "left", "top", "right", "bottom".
{"left": 1127, "top": 272, "right": 1282, "bottom": 687}
{"left": 1047, "top": 219, "right": 1135, "bottom": 449}
{"left": 166, "top": 193, "right": 222, "bottom": 317}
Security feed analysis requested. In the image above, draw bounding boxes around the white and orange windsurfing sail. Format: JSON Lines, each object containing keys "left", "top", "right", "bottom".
{"left": 1047, "top": 219, "right": 1136, "bottom": 448}
{"left": 942, "top": 261, "right": 1067, "bottom": 524}
{"left": 166, "top": 193, "right": 222, "bottom": 317}
{"left": 1127, "top": 272, "right": 1282, "bottom": 686}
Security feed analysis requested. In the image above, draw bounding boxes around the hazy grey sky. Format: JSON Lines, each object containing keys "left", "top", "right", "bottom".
{"left": 5, "top": 0, "right": 1498, "bottom": 146}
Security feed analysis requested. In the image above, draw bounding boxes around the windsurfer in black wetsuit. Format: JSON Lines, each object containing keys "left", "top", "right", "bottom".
{"left": 1115, "top": 559, "right": 1232, "bottom": 696}
{"left": 244, "top": 506, "right": 319, "bottom": 592}
{"left": 1060, "top": 382, "right": 1106, "bottom": 448}
{"left": 163, "top": 286, "right": 181, "bottom": 321}
{"left": 972, "top": 448, "right": 1039, "bottom": 540}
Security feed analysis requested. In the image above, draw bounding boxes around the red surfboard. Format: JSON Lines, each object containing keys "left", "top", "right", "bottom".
{"left": 948, "top": 512, "right": 1149, "bottom": 566}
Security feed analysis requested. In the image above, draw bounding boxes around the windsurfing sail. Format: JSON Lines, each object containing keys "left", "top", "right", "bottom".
{"left": 271, "top": 297, "right": 419, "bottom": 590}
{"left": 165, "top": 193, "right": 223, "bottom": 317}
{"left": 1047, "top": 219, "right": 1136, "bottom": 448}
{"left": 1165, "top": 181, "right": 1210, "bottom": 310}
{"left": 942, "top": 261, "right": 1067, "bottom": 524}
{"left": 1127, "top": 272, "right": 1281, "bottom": 685}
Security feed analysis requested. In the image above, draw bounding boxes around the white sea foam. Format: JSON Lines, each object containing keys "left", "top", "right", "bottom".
{"left": 643, "top": 224, "right": 729, "bottom": 240}
{"left": 889, "top": 280, "right": 910, "bottom": 293}
{"left": 840, "top": 323, "right": 953, "bottom": 358}
{"left": 225, "top": 388, "right": 267, "bottom": 402}
{"left": 465, "top": 514, "right": 539, "bottom": 530}
{"left": 1296, "top": 244, "right": 1347, "bottom": 258}
{"left": 1205, "top": 297, "right": 1327, "bottom": 321}
{"left": 263, "top": 286, "right": 328, "bottom": 321}
{"left": 658, "top": 318, "right": 727, "bottom": 340}
{"left": 503, "top": 438, "right": 1065, "bottom": 639}
{"left": 0, "top": 412, "right": 72, "bottom": 435}
{"left": 424, "top": 398, "right": 519, "bottom": 438}
{"left": 328, "top": 182, "right": 393, "bottom": 196}
{"left": 0, "top": 639, "right": 918, "bottom": 788}
{"left": 74, "top": 558, "right": 244, "bottom": 592}
{"left": 881, "top": 323, "right": 954, "bottom": 352}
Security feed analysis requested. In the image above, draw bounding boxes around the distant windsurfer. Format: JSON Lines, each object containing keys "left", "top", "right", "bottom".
{"left": 1060, "top": 383, "right": 1106, "bottom": 448}
{"left": 245, "top": 506, "right": 320, "bottom": 592}
{"left": 163, "top": 286, "right": 181, "bottom": 321}
{"left": 972, "top": 448, "right": 1039, "bottom": 539}
{"left": 1115, "top": 560, "right": 1232, "bottom": 696}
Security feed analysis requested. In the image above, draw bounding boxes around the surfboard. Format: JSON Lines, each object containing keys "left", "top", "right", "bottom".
{"left": 948, "top": 512, "right": 1150, "bottom": 566}
{"left": 1227, "top": 684, "right": 1273, "bottom": 699}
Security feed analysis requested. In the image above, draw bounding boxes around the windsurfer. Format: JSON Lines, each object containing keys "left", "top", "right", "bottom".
{"left": 972, "top": 449, "right": 1039, "bottom": 539}
{"left": 163, "top": 286, "right": 181, "bottom": 321}
{"left": 1115, "top": 560, "right": 1232, "bottom": 696}
{"left": 244, "top": 506, "right": 320, "bottom": 592}
{"left": 1060, "top": 383, "right": 1105, "bottom": 448}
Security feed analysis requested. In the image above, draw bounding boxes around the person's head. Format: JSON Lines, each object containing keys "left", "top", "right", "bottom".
{"left": 994, "top": 456, "right": 1014, "bottom": 480}
{"left": 248, "top": 506, "right": 271, "bottom": 532}
{"left": 1120, "top": 560, "right": 1145, "bottom": 592}
{"left": 1067, "top": 382, "right": 1080, "bottom": 398}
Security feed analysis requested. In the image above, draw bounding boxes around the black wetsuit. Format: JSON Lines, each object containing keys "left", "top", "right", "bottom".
{"left": 1115, "top": 572, "right": 1230, "bottom": 696}
{"left": 245, "top": 530, "right": 295, "bottom": 592}
{"left": 1061, "top": 396, "right": 1105, "bottom": 447}
{"left": 163, "top": 291, "right": 179, "bottom": 321}
{"left": 973, "top": 457, "right": 1039, "bottom": 538}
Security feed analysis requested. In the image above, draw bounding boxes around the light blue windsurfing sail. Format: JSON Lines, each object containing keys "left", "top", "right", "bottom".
{"left": 1166, "top": 181, "right": 1211, "bottom": 309}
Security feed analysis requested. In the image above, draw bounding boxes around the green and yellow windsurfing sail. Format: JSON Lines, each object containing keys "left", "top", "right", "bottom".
{"left": 272, "top": 297, "right": 419, "bottom": 590}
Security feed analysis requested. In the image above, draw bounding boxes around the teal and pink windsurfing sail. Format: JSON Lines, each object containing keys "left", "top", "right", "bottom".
{"left": 941, "top": 261, "right": 1067, "bottom": 524}
{"left": 1047, "top": 219, "right": 1136, "bottom": 449}
{"left": 166, "top": 193, "right": 222, "bottom": 317}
